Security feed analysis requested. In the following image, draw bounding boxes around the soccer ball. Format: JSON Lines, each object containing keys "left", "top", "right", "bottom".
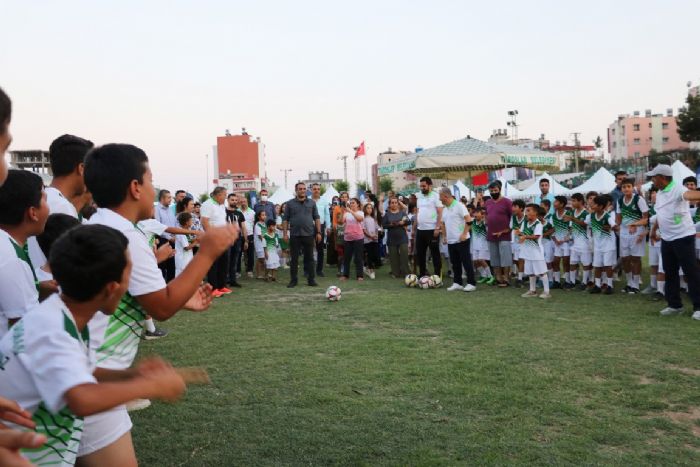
{"left": 325, "top": 285, "right": 341, "bottom": 301}
{"left": 404, "top": 274, "right": 418, "bottom": 288}
{"left": 418, "top": 276, "right": 432, "bottom": 289}
{"left": 430, "top": 275, "right": 442, "bottom": 288}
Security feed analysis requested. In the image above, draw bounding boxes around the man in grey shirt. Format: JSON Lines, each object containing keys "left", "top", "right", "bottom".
{"left": 283, "top": 182, "right": 322, "bottom": 287}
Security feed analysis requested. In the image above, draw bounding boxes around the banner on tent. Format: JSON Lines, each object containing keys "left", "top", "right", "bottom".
{"left": 377, "top": 156, "right": 418, "bottom": 176}
{"left": 501, "top": 154, "right": 559, "bottom": 167}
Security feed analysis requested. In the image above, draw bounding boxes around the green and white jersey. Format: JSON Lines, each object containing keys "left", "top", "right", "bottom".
{"left": 541, "top": 214, "right": 554, "bottom": 244}
{"left": 88, "top": 209, "right": 166, "bottom": 370}
{"left": 0, "top": 294, "right": 96, "bottom": 467}
{"left": 0, "top": 229, "right": 39, "bottom": 339}
{"left": 570, "top": 208, "right": 590, "bottom": 252}
{"left": 263, "top": 231, "right": 279, "bottom": 249}
{"left": 616, "top": 194, "right": 648, "bottom": 237}
{"left": 509, "top": 214, "right": 525, "bottom": 245}
{"left": 551, "top": 209, "right": 572, "bottom": 242}
{"left": 471, "top": 219, "right": 488, "bottom": 251}
{"left": 586, "top": 211, "right": 616, "bottom": 252}
{"left": 519, "top": 220, "right": 544, "bottom": 261}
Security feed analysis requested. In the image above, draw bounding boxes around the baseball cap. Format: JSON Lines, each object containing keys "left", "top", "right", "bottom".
{"left": 646, "top": 164, "right": 673, "bottom": 177}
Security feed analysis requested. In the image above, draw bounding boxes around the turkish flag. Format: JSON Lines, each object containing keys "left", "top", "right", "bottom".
{"left": 472, "top": 171, "right": 489, "bottom": 186}
{"left": 354, "top": 141, "right": 366, "bottom": 159}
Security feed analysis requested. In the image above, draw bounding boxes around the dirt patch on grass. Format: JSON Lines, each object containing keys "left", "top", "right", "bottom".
{"left": 668, "top": 365, "right": 700, "bottom": 377}
{"left": 639, "top": 376, "right": 655, "bottom": 385}
{"left": 646, "top": 406, "right": 700, "bottom": 438}
{"left": 591, "top": 374, "right": 606, "bottom": 383}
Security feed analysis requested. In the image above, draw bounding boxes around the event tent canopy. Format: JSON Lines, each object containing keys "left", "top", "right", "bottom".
{"left": 511, "top": 172, "right": 569, "bottom": 199}
{"left": 268, "top": 187, "right": 294, "bottom": 205}
{"left": 451, "top": 181, "right": 475, "bottom": 200}
{"left": 567, "top": 167, "right": 616, "bottom": 195}
{"left": 320, "top": 185, "right": 340, "bottom": 203}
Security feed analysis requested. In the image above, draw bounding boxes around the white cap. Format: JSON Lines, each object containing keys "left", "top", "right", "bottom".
{"left": 646, "top": 164, "right": 673, "bottom": 177}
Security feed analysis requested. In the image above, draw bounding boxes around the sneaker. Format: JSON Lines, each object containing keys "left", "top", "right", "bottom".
{"left": 652, "top": 292, "right": 665, "bottom": 301}
{"left": 316, "top": 271, "right": 325, "bottom": 277}
{"left": 588, "top": 286, "right": 602, "bottom": 294}
{"left": 126, "top": 399, "right": 151, "bottom": 412}
{"left": 235, "top": 273, "right": 241, "bottom": 279}
{"left": 370, "top": 272, "right": 376, "bottom": 280}
{"left": 660, "top": 307, "right": 683, "bottom": 316}
{"left": 621, "top": 286, "right": 631, "bottom": 294}
{"left": 212, "top": 289, "right": 225, "bottom": 298}
{"left": 578, "top": 283, "right": 588, "bottom": 291}
{"left": 515, "top": 279, "right": 523, "bottom": 288}
{"left": 551, "top": 281, "right": 561, "bottom": 289}
{"left": 447, "top": 283, "right": 463, "bottom": 291}
{"left": 287, "top": 281, "right": 297, "bottom": 288}
{"left": 477, "top": 277, "right": 489, "bottom": 284}
{"left": 485, "top": 277, "right": 496, "bottom": 285}
{"left": 604, "top": 287, "right": 614, "bottom": 295}
{"left": 641, "top": 285, "right": 656, "bottom": 295}
{"left": 219, "top": 288, "right": 233, "bottom": 295}
{"left": 539, "top": 292, "right": 551, "bottom": 299}
{"left": 692, "top": 311, "right": 700, "bottom": 321}
{"left": 143, "top": 328, "right": 168, "bottom": 340}
{"left": 307, "top": 280, "right": 319, "bottom": 286}
{"left": 521, "top": 291, "right": 539, "bottom": 298}
{"left": 463, "top": 284, "right": 477, "bottom": 292}
{"left": 283, "top": 265, "right": 290, "bottom": 269}
{"left": 629, "top": 288, "right": 641, "bottom": 295}
{"left": 247, "top": 271, "right": 254, "bottom": 278}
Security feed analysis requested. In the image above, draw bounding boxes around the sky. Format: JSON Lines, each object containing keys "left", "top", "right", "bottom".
{"left": 2, "top": 0, "right": 699, "bottom": 194}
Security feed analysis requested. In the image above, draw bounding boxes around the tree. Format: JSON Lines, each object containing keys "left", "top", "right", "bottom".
{"left": 677, "top": 93, "right": 700, "bottom": 143}
{"left": 333, "top": 180, "right": 349, "bottom": 193}
{"left": 319, "top": 184, "right": 327, "bottom": 196}
{"left": 379, "top": 176, "right": 394, "bottom": 194}
{"left": 592, "top": 136, "right": 603, "bottom": 149}
{"left": 198, "top": 192, "right": 209, "bottom": 203}
{"left": 356, "top": 181, "right": 369, "bottom": 192}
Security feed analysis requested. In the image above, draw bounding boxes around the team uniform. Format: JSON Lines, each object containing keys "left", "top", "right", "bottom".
{"left": 81, "top": 208, "right": 167, "bottom": 456}
{"left": 570, "top": 208, "right": 592, "bottom": 268}
{"left": 692, "top": 207, "right": 700, "bottom": 261}
{"left": 263, "top": 231, "right": 281, "bottom": 269}
{"left": 587, "top": 211, "right": 617, "bottom": 267}
{"left": 648, "top": 207, "right": 664, "bottom": 274}
{"left": 0, "top": 229, "right": 39, "bottom": 339}
{"left": 551, "top": 209, "right": 572, "bottom": 258}
{"left": 616, "top": 194, "right": 648, "bottom": 257}
{"left": 0, "top": 294, "right": 96, "bottom": 467}
{"left": 470, "top": 220, "right": 489, "bottom": 261}
{"left": 254, "top": 221, "right": 266, "bottom": 260}
{"left": 520, "top": 220, "right": 547, "bottom": 276}
{"left": 510, "top": 214, "right": 526, "bottom": 261}
{"left": 541, "top": 214, "right": 555, "bottom": 263}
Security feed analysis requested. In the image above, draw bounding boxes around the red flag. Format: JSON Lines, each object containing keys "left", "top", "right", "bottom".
{"left": 354, "top": 141, "right": 366, "bottom": 159}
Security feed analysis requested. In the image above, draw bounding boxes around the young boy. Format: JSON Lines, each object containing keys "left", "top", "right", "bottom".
{"left": 471, "top": 207, "right": 493, "bottom": 284}
{"left": 587, "top": 195, "right": 617, "bottom": 294}
{"left": 79, "top": 144, "right": 238, "bottom": 464}
{"left": 615, "top": 178, "right": 648, "bottom": 294}
{"left": 551, "top": 195, "right": 573, "bottom": 289}
{"left": 263, "top": 218, "right": 281, "bottom": 281}
{"left": 539, "top": 199, "right": 555, "bottom": 285}
{"left": 0, "top": 170, "right": 49, "bottom": 338}
{"left": 566, "top": 193, "right": 593, "bottom": 290}
{"left": 518, "top": 204, "right": 551, "bottom": 299}
{"left": 0, "top": 224, "right": 186, "bottom": 467}
{"left": 510, "top": 199, "right": 526, "bottom": 287}
{"left": 35, "top": 213, "right": 81, "bottom": 282}
{"left": 644, "top": 187, "right": 665, "bottom": 298}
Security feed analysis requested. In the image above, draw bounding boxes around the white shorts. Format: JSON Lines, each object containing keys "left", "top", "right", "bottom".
{"left": 593, "top": 250, "right": 616, "bottom": 268}
{"left": 570, "top": 249, "right": 592, "bottom": 266}
{"left": 511, "top": 243, "right": 521, "bottom": 261}
{"left": 553, "top": 242, "right": 570, "bottom": 258}
{"left": 255, "top": 246, "right": 266, "bottom": 259}
{"left": 78, "top": 405, "right": 132, "bottom": 457}
{"left": 473, "top": 249, "right": 490, "bottom": 261}
{"left": 524, "top": 259, "right": 548, "bottom": 276}
{"left": 648, "top": 245, "right": 660, "bottom": 267}
{"left": 542, "top": 241, "right": 554, "bottom": 263}
{"left": 620, "top": 236, "right": 645, "bottom": 257}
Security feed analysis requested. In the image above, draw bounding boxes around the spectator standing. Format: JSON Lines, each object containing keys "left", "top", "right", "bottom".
{"left": 440, "top": 187, "right": 476, "bottom": 292}
{"left": 339, "top": 198, "right": 365, "bottom": 281}
{"left": 283, "top": 183, "right": 321, "bottom": 288}
{"left": 254, "top": 188, "right": 277, "bottom": 223}
{"left": 155, "top": 189, "right": 177, "bottom": 282}
{"left": 201, "top": 186, "right": 232, "bottom": 296}
{"left": 382, "top": 196, "right": 411, "bottom": 277}
{"left": 225, "top": 193, "right": 247, "bottom": 287}
{"left": 310, "top": 183, "right": 331, "bottom": 277}
{"left": 239, "top": 196, "right": 256, "bottom": 278}
{"left": 413, "top": 176, "right": 444, "bottom": 277}
{"left": 485, "top": 181, "right": 513, "bottom": 287}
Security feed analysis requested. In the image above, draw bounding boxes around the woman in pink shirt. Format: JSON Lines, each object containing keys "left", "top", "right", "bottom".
{"left": 338, "top": 198, "right": 365, "bottom": 281}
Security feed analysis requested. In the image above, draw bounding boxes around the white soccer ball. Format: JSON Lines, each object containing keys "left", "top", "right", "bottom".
{"left": 418, "top": 276, "right": 432, "bottom": 289}
{"left": 325, "top": 285, "right": 341, "bottom": 301}
{"left": 430, "top": 275, "right": 442, "bottom": 288}
{"left": 405, "top": 274, "right": 418, "bottom": 288}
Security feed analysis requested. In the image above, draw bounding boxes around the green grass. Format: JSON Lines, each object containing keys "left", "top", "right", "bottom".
{"left": 132, "top": 268, "right": 700, "bottom": 466}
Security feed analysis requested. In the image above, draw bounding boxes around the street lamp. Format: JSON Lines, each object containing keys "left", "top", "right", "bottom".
{"left": 507, "top": 110, "right": 519, "bottom": 144}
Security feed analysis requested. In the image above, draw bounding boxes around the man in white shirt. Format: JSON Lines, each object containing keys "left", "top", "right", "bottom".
{"left": 239, "top": 196, "right": 256, "bottom": 278}
{"left": 414, "top": 176, "right": 444, "bottom": 277}
{"left": 311, "top": 183, "right": 331, "bottom": 277}
{"left": 646, "top": 165, "right": 700, "bottom": 319}
{"left": 439, "top": 187, "right": 475, "bottom": 292}
{"left": 201, "top": 186, "right": 231, "bottom": 296}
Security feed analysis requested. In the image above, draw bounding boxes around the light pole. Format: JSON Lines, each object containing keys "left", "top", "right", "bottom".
{"left": 280, "top": 169, "right": 292, "bottom": 189}
{"left": 507, "top": 110, "right": 519, "bottom": 144}
{"left": 337, "top": 155, "right": 349, "bottom": 182}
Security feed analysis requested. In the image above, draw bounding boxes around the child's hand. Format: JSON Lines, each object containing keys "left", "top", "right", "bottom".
{"left": 636, "top": 234, "right": 645, "bottom": 244}
{"left": 184, "top": 284, "right": 213, "bottom": 312}
{"left": 0, "top": 396, "right": 36, "bottom": 430}
{"left": 519, "top": 236, "right": 525, "bottom": 244}
{"left": 629, "top": 225, "right": 637, "bottom": 234}
{"left": 141, "top": 362, "right": 186, "bottom": 402}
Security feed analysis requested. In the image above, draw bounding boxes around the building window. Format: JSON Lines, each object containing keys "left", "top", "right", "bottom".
{"left": 648, "top": 122, "right": 652, "bottom": 128}
{"left": 633, "top": 138, "right": 640, "bottom": 145}
{"left": 611, "top": 128, "right": 616, "bottom": 135}
{"left": 662, "top": 137, "right": 669, "bottom": 143}
{"left": 662, "top": 122, "right": 669, "bottom": 130}
{"left": 612, "top": 142, "right": 617, "bottom": 148}
{"left": 634, "top": 152, "right": 641, "bottom": 158}
{"left": 633, "top": 124, "right": 640, "bottom": 131}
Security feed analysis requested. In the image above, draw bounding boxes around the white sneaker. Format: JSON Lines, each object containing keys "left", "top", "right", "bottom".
{"left": 521, "top": 291, "right": 538, "bottom": 298}
{"left": 247, "top": 272, "right": 254, "bottom": 278}
{"left": 640, "top": 285, "right": 656, "bottom": 295}
{"left": 660, "top": 307, "right": 684, "bottom": 316}
{"left": 692, "top": 311, "right": 700, "bottom": 321}
{"left": 463, "top": 284, "right": 476, "bottom": 292}
{"left": 370, "top": 271, "right": 376, "bottom": 280}
{"left": 447, "top": 283, "right": 463, "bottom": 291}
{"left": 126, "top": 399, "right": 151, "bottom": 412}
{"left": 539, "top": 293, "right": 551, "bottom": 299}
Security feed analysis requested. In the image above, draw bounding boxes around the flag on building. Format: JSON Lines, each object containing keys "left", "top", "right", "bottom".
{"left": 354, "top": 141, "right": 366, "bottom": 159}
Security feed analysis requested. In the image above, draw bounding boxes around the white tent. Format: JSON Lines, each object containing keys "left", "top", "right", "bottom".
{"left": 497, "top": 177, "right": 524, "bottom": 199}
{"left": 672, "top": 160, "right": 695, "bottom": 180}
{"left": 320, "top": 185, "right": 339, "bottom": 203}
{"left": 451, "top": 181, "right": 475, "bottom": 200}
{"left": 511, "top": 172, "right": 569, "bottom": 199}
{"left": 568, "top": 168, "right": 616, "bottom": 195}
{"left": 268, "top": 187, "right": 294, "bottom": 205}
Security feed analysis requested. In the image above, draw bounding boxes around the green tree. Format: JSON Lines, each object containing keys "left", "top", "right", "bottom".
{"left": 319, "top": 184, "right": 327, "bottom": 196}
{"left": 333, "top": 180, "right": 349, "bottom": 193}
{"left": 379, "top": 176, "right": 394, "bottom": 194}
{"left": 593, "top": 136, "right": 603, "bottom": 149}
{"left": 356, "top": 181, "right": 369, "bottom": 192}
{"left": 198, "top": 192, "right": 209, "bottom": 203}
{"left": 677, "top": 93, "right": 700, "bottom": 143}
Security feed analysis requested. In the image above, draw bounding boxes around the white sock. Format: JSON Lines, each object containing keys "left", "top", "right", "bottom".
{"left": 602, "top": 271, "right": 608, "bottom": 282}
{"left": 650, "top": 275, "right": 657, "bottom": 287}
{"left": 583, "top": 270, "right": 591, "bottom": 284}
{"left": 595, "top": 277, "right": 601, "bottom": 287}
{"left": 569, "top": 270, "right": 577, "bottom": 283}
{"left": 145, "top": 318, "right": 156, "bottom": 333}
{"left": 547, "top": 269, "right": 553, "bottom": 282}
{"left": 542, "top": 276, "right": 550, "bottom": 293}
{"left": 553, "top": 271, "right": 560, "bottom": 282}
{"left": 518, "top": 272, "right": 523, "bottom": 280}
{"left": 607, "top": 277, "right": 614, "bottom": 288}
{"left": 626, "top": 272, "right": 633, "bottom": 287}
{"left": 529, "top": 276, "right": 536, "bottom": 292}
{"left": 657, "top": 280, "right": 665, "bottom": 294}
{"left": 633, "top": 275, "right": 641, "bottom": 289}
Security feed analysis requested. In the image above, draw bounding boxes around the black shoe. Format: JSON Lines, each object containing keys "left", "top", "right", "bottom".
{"left": 578, "top": 283, "right": 588, "bottom": 291}
{"left": 589, "top": 286, "right": 602, "bottom": 294}
{"left": 316, "top": 271, "right": 325, "bottom": 277}
{"left": 627, "top": 287, "right": 640, "bottom": 295}
{"left": 287, "top": 281, "right": 298, "bottom": 288}
{"left": 604, "top": 286, "right": 614, "bottom": 295}
{"left": 621, "top": 285, "right": 630, "bottom": 294}
{"left": 515, "top": 279, "right": 523, "bottom": 288}
{"left": 144, "top": 328, "right": 168, "bottom": 340}
{"left": 307, "top": 280, "right": 319, "bottom": 286}
{"left": 229, "top": 282, "right": 242, "bottom": 288}
{"left": 652, "top": 291, "right": 664, "bottom": 301}
{"left": 551, "top": 281, "right": 561, "bottom": 289}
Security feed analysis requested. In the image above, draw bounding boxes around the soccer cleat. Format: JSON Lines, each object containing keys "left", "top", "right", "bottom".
{"left": 521, "top": 291, "right": 539, "bottom": 298}
{"left": 143, "top": 328, "right": 168, "bottom": 340}
{"left": 485, "top": 277, "right": 496, "bottom": 285}
{"left": 652, "top": 292, "right": 665, "bottom": 301}
{"left": 287, "top": 280, "right": 298, "bottom": 288}
{"left": 551, "top": 281, "right": 561, "bottom": 289}
{"left": 463, "top": 284, "right": 477, "bottom": 292}
{"left": 660, "top": 307, "right": 683, "bottom": 316}
{"left": 219, "top": 287, "right": 233, "bottom": 294}
{"left": 692, "top": 311, "right": 700, "bottom": 321}
{"left": 640, "top": 285, "right": 656, "bottom": 295}
{"left": 447, "top": 283, "right": 463, "bottom": 291}
{"left": 620, "top": 286, "right": 629, "bottom": 294}
{"left": 477, "top": 277, "right": 489, "bottom": 284}
{"left": 539, "top": 292, "right": 551, "bottom": 299}
{"left": 578, "top": 283, "right": 588, "bottom": 291}
{"left": 211, "top": 289, "right": 224, "bottom": 298}
{"left": 630, "top": 288, "right": 640, "bottom": 294}
{"left": 588, "top": 286, "right": 602, "bottom": 294}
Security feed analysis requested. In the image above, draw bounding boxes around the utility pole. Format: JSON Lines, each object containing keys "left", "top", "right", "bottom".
{"left": 280, "top": 169, "right": 292, "bottom": 189}
{"left": 337, "top": 155, "right": 349, "bottom": 182}
{"left": 205, "top": 153, "right": 209, "bottom": 194}
{"left": 571, "top": 132, "right": 581, "bottom": 172}
{"left": 507, "top": 110, "right": 519, "bottom": 144}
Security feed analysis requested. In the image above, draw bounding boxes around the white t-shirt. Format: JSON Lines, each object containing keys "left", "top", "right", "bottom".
{"left": 0, "top": 294, "right": 96, "bottom": 467}
{"left": 137, "top": 218, "right": 168, "bottom": 240}
{"left": 518, "top": 220, "right": 545, "bottom": 261}
{"left": 87, "top": 208, "right": 166, "bottom": 369}
{"left": 415, "top": 191, "right": 443, "bottom": 231}
{"left": 362, "top": 216, "right": 379, "bottom": 244}
{"left": 242, "top": 207, "right": 255, "bottom": 235}
{"left": 27, "top": 187, "right": 80, "bottom": 276}
{"left": 586, "top": 212, "right": 617, "bottom": 252}
{"left": 654, "top": 181, "right": 695, "bottom": 241}
{"left": 200, "top": 198, "right": 227, "bottom": 227}
{"left": 443, "top": 199, "right": 470, "bottom": 244}
{"left": 616, "top": 194, "right": 649, "bottom": 238}
{"left": 0, "top": 229, "right": 39, "bottom": 339}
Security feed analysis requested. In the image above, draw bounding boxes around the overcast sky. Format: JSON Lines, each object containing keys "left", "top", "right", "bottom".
{"left": 2, "top": 0, "right": 698, "bottom": 194}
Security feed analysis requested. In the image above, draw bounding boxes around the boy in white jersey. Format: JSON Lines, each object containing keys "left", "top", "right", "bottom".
{"left": 79, "top": 144, "right": 238, "bottom": 465}
{"left": 518, "top": 204, "right": 551, "bottom": 299}
{"left": 0, "top": 170, "right": 49, "bottom": 338}
{"left": 0, "top": 224, "right": 186, "bottom": 467}
{"left": 551, "top": 195, "right": 574, "bottom": 289}
{"left": 539, "top": 199, "right": 555, "bottom": 284}
{"left": 616, "top": 178, "right": 649, "bottom": 294}
{"left": 510, "top": 199, "right": 526, "bottom": 287}
{"left": 566, "top": 193, "right": 593, "bottom": 290}
{"left": 587, "top": 195, "right": 617, "bottom": 294}
{"left": 471, "top": 207, "right": 493, "bottom": 283}
{"left": 644, "top": 187, "right": 666, "bottom": 298}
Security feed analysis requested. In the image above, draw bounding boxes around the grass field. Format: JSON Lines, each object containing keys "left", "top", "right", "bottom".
{"left": 132, "top": 267, "right": 700, "bottom": 466}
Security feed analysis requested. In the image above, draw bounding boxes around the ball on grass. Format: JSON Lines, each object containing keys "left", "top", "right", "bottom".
{"left": 418, "top": 276, "right": 432, "bottom": 289}
{"left": 405, "top": 274, "right": 418, "bottom": 288}
{"left": 325, "top": 285, "right": 341, "bottom": 301}
{"left": 430, "top": 275, "right": 442, "bottom": 288}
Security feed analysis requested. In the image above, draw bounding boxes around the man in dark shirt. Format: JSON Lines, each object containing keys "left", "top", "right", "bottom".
{"left": 484, "top": 181, "right": 513, "bottom": 287}
{"left": 225, "top": 193, "right": 248, "bottom": 287}
{"left": 254, "top": 188, "right": 277, "bottom": 222}
{"left": 283, "top": 182, "right": 321, "bottom": 288}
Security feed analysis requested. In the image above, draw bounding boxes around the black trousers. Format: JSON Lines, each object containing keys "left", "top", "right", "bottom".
{"left": 316, "top": 225, "right": 326, "bottom": 274}
{"left": 415, "top": 229, "right": 442, "bottom": 277}
{"left": 365, "top": 241, "right": 380, "bottom": 269}
{"left": 343, "top": 239, "right": 364, "bottom": 279}
{"left": 448, "top": 240, "right": 476, "bottom": 286}
{"left": 228, "top": 238, "right": 243, "bottom": 283}
{"left": 290, "top": 236, "right": 315, "bottom": 282}
{"left": 661, "top": 235, "right": 700, "bottom": 309}
{"left": 156, "top": 236, "right": 175, "bottom": 282}
{"left": 245, "top": 234, "right": 255, "bottom": 273}
{"left": 208, "top": 250, "right": 229, "bottom": 290}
